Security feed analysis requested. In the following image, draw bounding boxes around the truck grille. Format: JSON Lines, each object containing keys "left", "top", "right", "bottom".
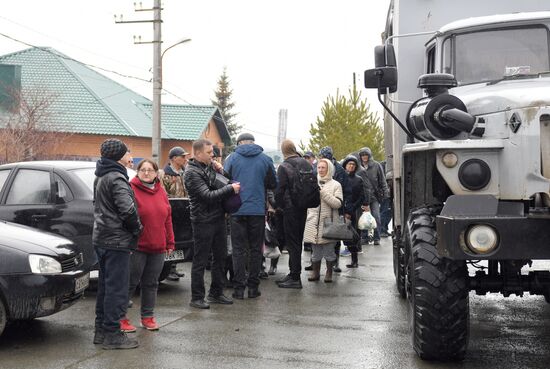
{"left": 60, "top": 253, "right": 84, "bottom": 272}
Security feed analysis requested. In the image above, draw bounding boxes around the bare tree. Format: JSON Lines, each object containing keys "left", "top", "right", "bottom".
{"left": 0, "top": 85, "right": 72, "bottom": 163}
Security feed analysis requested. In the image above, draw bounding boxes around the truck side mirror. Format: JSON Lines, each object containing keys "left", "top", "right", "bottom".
{"left": 374, "top": 44, "right": 396, "bottom": 68}
{"left": 364, "top": 67, "right": 397, "bottom": 94}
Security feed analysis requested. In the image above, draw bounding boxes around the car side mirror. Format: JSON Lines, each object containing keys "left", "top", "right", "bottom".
{"left": 364, "top": 67, "right": 398, "bottom": 94}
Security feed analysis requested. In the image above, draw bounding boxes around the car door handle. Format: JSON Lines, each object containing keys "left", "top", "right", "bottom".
{"left": 31, "top": 214, "right": 47, "bottom": 221}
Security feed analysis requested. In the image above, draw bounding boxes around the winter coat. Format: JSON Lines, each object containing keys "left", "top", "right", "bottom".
{"left": 224, "top": 143, "right": 277, "bottom": 216}
{"left": 330, "top": 158, "right": 352, "bottom": 215}
{"left": 184, "top": 159, "right": 234, "bottom": 223}
{"left": 130, "top": 176, "right": 175, "bottom": 254}
{"left": 303, "top": 169, "right": 343, "bottom": 245}
{"left": 342, "top": 155, "right": 370, "bottom": 214}
{"left": 274, "top": 155, "right": 312, "bottom": 210}
{"left": 92, "top": 158, "right": 142, "bottom": 251}
{"left": 358, "top": 148, "right": 389, "bottom": 203}
{"left": 158, "top": 164, "right": 187, "bottom": 198}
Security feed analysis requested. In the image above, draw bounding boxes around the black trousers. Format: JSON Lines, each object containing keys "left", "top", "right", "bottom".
{"left": 231, "top": 215, "right": 265, "bottom": 291}
{"left": 283, "top": 208, "right": 307, "bottom": 280}
{"left": 191, "top": 220, "right": 227, "bottom": 301}
{"left": 94, "top": 247, "right": 130, "bottom": 333}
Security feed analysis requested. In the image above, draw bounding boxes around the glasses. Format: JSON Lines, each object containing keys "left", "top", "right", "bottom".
{"left": 139, "top": 169, "right": 157, "bottom": 174}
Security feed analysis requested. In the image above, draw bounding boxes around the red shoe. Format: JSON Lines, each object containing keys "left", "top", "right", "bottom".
{"left": 141, "top": 317, "right": 159, "bottom": 331}
{"left": 120, "top": 318, "right": 136, "bottom": 333}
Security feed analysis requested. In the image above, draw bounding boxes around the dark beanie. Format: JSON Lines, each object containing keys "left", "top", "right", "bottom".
{"left": 100, "top": 139, "right": 128, "bottom": 161}
{"left": 236, "top": 132, "right": 255, "bottom": 144}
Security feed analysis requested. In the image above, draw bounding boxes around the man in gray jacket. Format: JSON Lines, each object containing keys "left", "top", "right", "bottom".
{"left": 93, "top": 138, "right": 142, "bottom": 350}
{"left": 358, "top": 147, "right": 389, "bottom": 245}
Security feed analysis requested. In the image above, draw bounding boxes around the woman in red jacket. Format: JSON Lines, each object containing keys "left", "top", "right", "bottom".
{"left": 120, "top": 159, "right": 175, "bottom": 332}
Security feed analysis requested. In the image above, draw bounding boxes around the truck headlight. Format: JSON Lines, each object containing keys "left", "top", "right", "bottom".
{"left": 465, "top": 225, "right": 499, "bottom": 254}
{"left": 29, "top": 254, "right": 62, "bottom": 274}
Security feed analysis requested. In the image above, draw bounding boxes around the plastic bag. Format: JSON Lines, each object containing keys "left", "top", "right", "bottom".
{"left": 358, "top": 211, "right": 377, "bottom": 230}
{"left": 263, "top": 245, "right": 281, "bottom": 259}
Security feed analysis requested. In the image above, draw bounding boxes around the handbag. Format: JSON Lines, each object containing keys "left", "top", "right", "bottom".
{"left": 322, "top": 209, "right": 355, "bottom": 242}
{"left": 214, "top": 173, "right": 242, "bottom": 214}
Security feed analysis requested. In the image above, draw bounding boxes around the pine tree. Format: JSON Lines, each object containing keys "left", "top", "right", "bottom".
{"left": 212, "top": 67, "right": 241, "bottom": 153}
{"left": 307, "top": 87, "right": 384, "bottom": 161}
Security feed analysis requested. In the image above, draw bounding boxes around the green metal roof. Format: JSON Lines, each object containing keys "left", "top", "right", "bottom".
{"left": 0, "top": 47, "right": 229, "bottom": 141}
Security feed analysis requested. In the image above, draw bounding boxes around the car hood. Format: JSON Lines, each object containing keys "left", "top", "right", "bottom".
{"left": 453, "top": 77, "right": 550, "bottom": 117}
{"left": 0, "top": 221, "right": 75, "bottom": 257}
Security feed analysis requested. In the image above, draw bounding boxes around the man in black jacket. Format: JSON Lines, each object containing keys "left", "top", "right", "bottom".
{"left": 184, "top": 139, "right": 240, "bottom": 309}
{"left": 93, "top": 138, "right": 142, "bottom": 350}
{"left": 275, "top": 139, "right": 313, "bottom": 289}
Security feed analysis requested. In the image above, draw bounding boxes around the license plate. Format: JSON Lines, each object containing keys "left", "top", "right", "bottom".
{"left": 75, "top": 273, "right": 90, "bottom": 293}
{"left": 165, "top": 249, "right": 185, "bottom": 261}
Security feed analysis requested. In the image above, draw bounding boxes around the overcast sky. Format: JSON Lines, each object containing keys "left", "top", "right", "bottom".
{"left": 0, "top": 0, "right": 391, "bottom": 150}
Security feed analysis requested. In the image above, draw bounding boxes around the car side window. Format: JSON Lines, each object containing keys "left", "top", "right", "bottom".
{"left": 0, "top": 170, "right": 11, "bottom": 193}
{"left": 6, "top": 169, "right": 51, "bottom": 205}
{"left": 54, "top": 174, "right": 74, "bottom": 203}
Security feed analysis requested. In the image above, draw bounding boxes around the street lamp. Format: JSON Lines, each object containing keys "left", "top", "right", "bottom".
{"left": 152, "top": 37, "right": 192, "bottom": 164}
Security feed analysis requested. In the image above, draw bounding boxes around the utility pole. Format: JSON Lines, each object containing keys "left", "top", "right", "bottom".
{"left": 115, "top": 1, "right": 163, "bottom": 163}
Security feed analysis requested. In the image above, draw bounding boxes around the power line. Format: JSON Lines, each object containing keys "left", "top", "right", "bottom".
{"left": 0, "top": 31, "right": 151, "bottom": 83}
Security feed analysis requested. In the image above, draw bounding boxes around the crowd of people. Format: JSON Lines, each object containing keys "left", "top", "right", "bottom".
{"left": 91, "top": 135, "right": 390, "bottom": 350}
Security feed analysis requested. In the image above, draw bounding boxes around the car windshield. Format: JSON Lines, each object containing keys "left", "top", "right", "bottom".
{"left": 443, "top": 26, "right": 550, "bottom": 85}
{"left": 69, "top": 167, "right": 137, "bottom": 193}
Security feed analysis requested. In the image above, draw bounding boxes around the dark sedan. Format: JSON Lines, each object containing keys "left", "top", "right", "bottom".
{"left": 0, "top": 220, "right": 89, "bottom": 336}
{"left": 0, "top": 161, "right": 190, "bottom": 280}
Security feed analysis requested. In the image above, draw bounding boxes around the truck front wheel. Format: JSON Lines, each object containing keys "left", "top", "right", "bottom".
{"left": 407, "top": 207, "right": 469, "bottom": 361}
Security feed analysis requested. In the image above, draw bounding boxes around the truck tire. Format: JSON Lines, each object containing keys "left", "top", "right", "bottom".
{"left": 407, "top": 207, "right": 469, "bottom": 361}
{"left": 0, "top": 298, "right": 6, "bottom": 337}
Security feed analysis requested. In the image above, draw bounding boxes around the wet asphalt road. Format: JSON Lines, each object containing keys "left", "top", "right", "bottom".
{"left": 1, "top": 237, "right": 550, "bottom": 369}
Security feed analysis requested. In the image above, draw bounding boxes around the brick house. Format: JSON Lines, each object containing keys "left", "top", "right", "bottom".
{"left": 0, "top": 47, "right": 230, "bottom": 165}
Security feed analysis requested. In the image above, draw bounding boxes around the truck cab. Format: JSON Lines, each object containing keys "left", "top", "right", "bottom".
{"left": 365, "top": 4, "right": 550, "bottom": 361}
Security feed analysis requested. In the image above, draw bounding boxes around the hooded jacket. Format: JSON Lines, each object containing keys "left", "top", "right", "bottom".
{"left": 130, "top": 176, "right": 175, "bottom": 254}
{"left": 92, "top": 158, "right": 141, "bottom": 251}
{"left": 303, "top": 159, "right": 343, "bottom": 245}
{"left": 342, "top": 155, "right": 370, "bottom": 214}
{"left": 184, "top": 158, "right": 234, "bottom": 223}
{"left": 224, "top": 143, "right": 277, "bottom": 216}
{"left": 358, "top": 147, "right": 389, "bottom": 202}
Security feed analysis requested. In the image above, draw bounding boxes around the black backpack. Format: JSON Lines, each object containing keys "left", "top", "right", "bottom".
{"left": 282, "top": 160, "right": 320, "bottom": 209}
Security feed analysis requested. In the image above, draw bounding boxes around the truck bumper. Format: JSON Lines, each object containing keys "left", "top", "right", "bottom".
{"left": 436, "top": 195, "right": 550, "bottom": 260}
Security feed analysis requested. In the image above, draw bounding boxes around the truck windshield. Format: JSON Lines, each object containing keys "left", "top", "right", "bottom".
{"left": 444, "top": 27, "right": 550, "bottom": 85}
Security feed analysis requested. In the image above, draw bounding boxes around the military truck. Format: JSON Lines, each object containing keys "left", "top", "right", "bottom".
{"left": 364, "top": 0, "right": 550, "bottom": 361}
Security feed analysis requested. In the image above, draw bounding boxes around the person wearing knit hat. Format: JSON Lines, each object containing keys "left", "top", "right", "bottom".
{"left": 100, "top": 138, "right": 128, "bottom": 161}
{"left": 274, "top": 139, "right": 316, "bottom": 289}
{"left": 93, "top": 138, "right": 142, "bottom": 349}
{"left": 224, "top": 132, "right": 277, "bottom": 298}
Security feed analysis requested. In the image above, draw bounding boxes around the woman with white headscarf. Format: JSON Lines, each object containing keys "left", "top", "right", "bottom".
{"left": 302, "top": 158, "right": 343, "bottom": 283}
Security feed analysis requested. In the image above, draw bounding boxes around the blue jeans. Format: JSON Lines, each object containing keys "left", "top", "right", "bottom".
{"left": 94, "top": 247, "right": 131, "bottom": 333}
{"left": 380, "top": 198, "right": 392, "bottom": 234}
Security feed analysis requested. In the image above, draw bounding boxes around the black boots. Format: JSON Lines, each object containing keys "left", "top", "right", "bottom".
{"left": 102, "top": 330, "right": 139, "bottom": 350}
{"left": 346, "top": 252, "right": 359, "bottom": 268}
